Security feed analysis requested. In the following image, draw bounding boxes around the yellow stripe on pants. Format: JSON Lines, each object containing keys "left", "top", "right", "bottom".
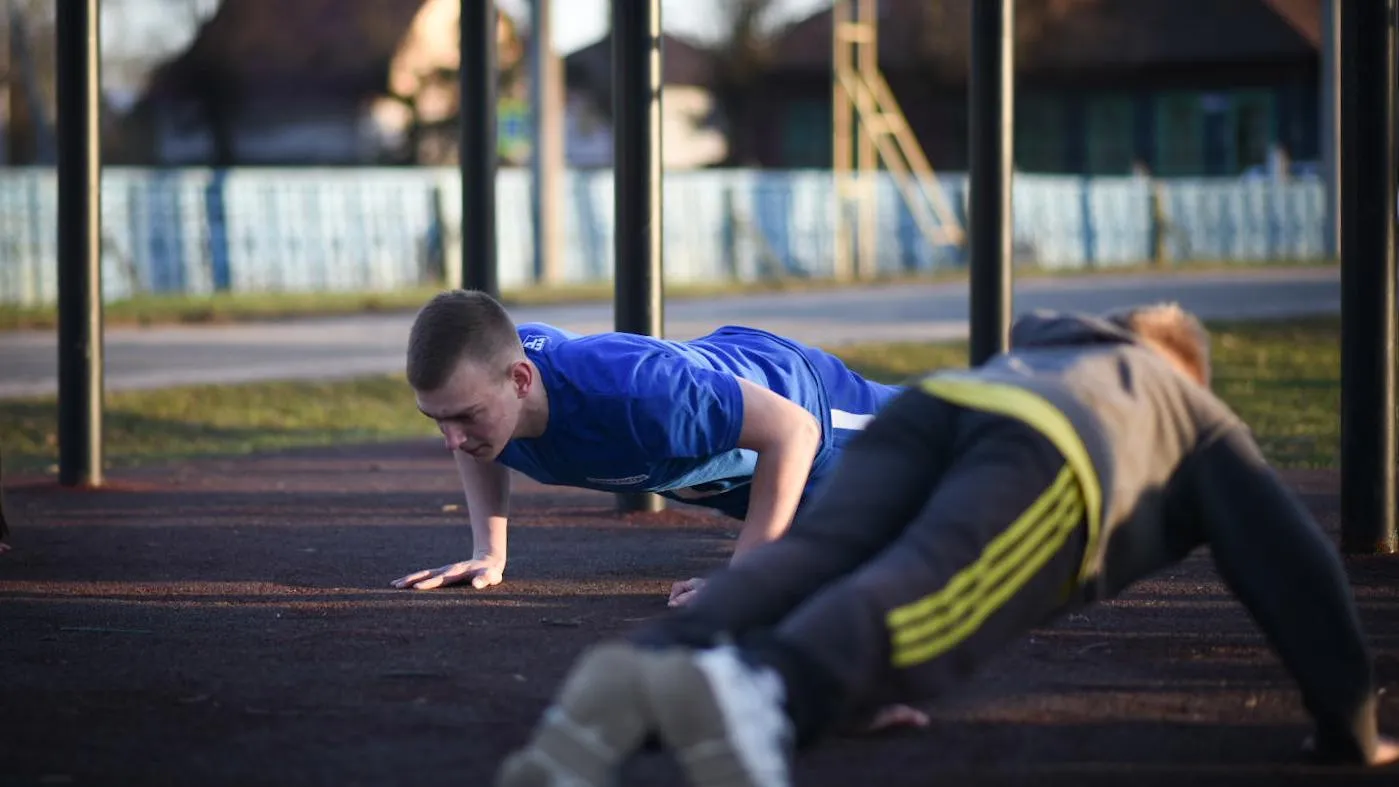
{"left": 917, "top": 376, "right": 1104, "bottom": 587}
{"left": 886, "top": 464, "right": 1084, "bottom": 669}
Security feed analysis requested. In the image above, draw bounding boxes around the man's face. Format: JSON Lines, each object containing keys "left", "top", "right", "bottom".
{"left": 415, "top": 356, "right": 527, "bottom": 461}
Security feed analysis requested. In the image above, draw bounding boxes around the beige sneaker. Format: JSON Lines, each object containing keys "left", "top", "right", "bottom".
{"left": 495, "top": 640, "right": 795, "bottom": 787}
{"left": 642, "top": 643, "right": 795, "bottom": 787}
{"left": 495, "top": 640, "right": 657, "bottom": 787}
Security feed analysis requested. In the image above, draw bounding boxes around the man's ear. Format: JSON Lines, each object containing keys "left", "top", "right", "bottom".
{"left": 510, "top": 360, "right": 533, "bottom": 399}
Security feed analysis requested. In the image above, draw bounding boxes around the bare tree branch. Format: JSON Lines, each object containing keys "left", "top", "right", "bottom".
{"left": 711, "top": 0, "right": 788, "bottom": 166}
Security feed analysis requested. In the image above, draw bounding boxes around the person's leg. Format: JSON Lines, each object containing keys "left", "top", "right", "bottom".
{"left": 632, "top": 387, "right": 962, "bottom": 650}
{"left": 621, "top": 416, "right": 1090, "bottom": 787}
{"left": 723, "top": 414, "right": 1088, "bottom": 747}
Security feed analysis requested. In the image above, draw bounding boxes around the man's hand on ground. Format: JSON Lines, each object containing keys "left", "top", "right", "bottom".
{"left": 1376, "top": 737, "right": 1399, "bottom": 767}
{"left": 860, "top": 703, "right": 930, "bottom": 733}
{"left": 1302, "top": 733, "right": 1399, "bottom": 767}
{"left": 668, "top": 577, "right": 705, "bottom": 608}
{"left": 391, "top": 557, "right": 504, "bottom": 590}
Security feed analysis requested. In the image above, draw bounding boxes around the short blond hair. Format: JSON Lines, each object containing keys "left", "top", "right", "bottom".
{"left": 1102, "top": 302, "right": 1212, "bottom": 387}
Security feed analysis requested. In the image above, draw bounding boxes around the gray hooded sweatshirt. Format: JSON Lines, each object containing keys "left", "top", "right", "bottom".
{"left": 922, "top": 310, "right": 1379, "bottom": 759}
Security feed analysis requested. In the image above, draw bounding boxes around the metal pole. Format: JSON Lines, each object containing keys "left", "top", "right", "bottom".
{"left": 529, "top": 0, "right": 563, "bottom": 285}
{"left": 968, "top": 0, "right": 1014, "bottom": 366}
{"left": 461, "top": 0, "right": 499, "bottom": 297}
{"left": 1321, "top": 0, "right": 1341, "bottom": 260}
{"left": 855, "top": 0, "right": 878, "bottom": 281}
{"left": 0, "top": 450, "right": 12, "bottom": 544}
{"left": 1339, "top": 0, "right": 1398, "bottom": 554}
{"left": 613, "top": 0, "right": 665, "bottom": 513}
{"left": 831, "top": 0, "right": 852, "bottom": 281}
{"left": 56, "top": 0, "right": 103, "bottom": 488}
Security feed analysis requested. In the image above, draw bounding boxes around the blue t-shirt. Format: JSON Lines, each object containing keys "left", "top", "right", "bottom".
{"left": 496, "top": 322, "right": 903, "bottom": 519}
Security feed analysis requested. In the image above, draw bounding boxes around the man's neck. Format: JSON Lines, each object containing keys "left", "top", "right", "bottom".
{"left": 517, "top": 360, "right": 550, "bottom": 439}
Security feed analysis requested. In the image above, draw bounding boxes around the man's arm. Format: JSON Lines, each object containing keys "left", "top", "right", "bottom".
{"left": 1182, "top": 426, "right": 1385, "bottom": 762}
{"left": 730, "top": 377, "right": 822, "bottom": 560}
{"left": 457, "top": 449, "right": 511, "bottom": 562}
{"left": 390, "top": 451, "right": 511, "bottom": 590}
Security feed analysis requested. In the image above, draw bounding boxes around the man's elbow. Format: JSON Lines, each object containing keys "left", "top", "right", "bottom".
{"left": 791, "top": 408, "right": 821, "bottom": 454}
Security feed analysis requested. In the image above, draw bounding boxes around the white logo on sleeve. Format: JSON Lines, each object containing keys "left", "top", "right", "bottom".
{"left": 522, "top": 334, "right": 550, "bottom": 351}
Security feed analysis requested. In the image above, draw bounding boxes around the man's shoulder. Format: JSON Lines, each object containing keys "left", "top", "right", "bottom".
{"left": 516, "top": 322, "right": 576, "bottom": 352}
{"left": 531, "top": 330, "right": 687, "bottom": 403}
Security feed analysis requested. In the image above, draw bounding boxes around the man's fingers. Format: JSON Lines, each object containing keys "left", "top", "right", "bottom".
{"left": 396, "top": 562, "right": 502, "bottom": 591}
{"left": 668, "top": 588, "right": 698, "bottom": 608}
{"left": 863, "top": 704, "right": 930, "bottom": 733}
{"left": 412, "top": 573, "right": 450, "bottom": 590}
{"left": 668, "top": 578, "right": 702, "bottom": 598}
{"left": 470, "top": 567, "right": 504, "bottom": 589}
{"left": 390, "top": 569, "right": 435, "bottom": 588}
{"left": 410, "top": 564, "right": 465, "bottom": 590}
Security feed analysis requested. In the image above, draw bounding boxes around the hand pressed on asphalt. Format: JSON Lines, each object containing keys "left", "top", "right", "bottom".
{"left": 1302, "top": 733, "right": 1399, "bottom": 767}
{"left": 668, "top": 577, "right": 705, "bottom": 607}
{"left": 391, "top": 557, "right": 504, "bottom": 590}
{"left": 862, "top": 704, "right": 931, "bottom": 733}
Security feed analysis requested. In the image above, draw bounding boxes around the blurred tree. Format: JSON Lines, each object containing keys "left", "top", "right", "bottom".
{"left": 2, "top": 0, "right": 55, "bottom": 164}
{"left": 1, "top": 0, "right": 219, "bottom": 165}
{"left": 913, "top": 0, "right": 1103, "bottom": 79}
{"left": 711, "top": 0, "right": 790, "bottom": 167}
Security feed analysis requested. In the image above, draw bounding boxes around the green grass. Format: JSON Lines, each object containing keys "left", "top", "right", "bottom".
{"left": 0, "top": 376, "right": 441, "bottom": 473}
{"left": 826, "top": 316, "right": 1343, "bottom": 470}
{"left": 0, "top": 316, "right": 1341, "bottom": 475}
{"left": 0, "top": 257, "right": 1334, "bottom": 331}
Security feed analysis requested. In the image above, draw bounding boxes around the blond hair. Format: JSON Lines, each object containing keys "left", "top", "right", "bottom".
{"left": 1102, "top": 302, "right": 1212, "bottom": 387}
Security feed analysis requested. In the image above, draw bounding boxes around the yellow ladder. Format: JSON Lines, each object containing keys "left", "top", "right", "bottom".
{"left": 832, "top": 0, "right": 965, "bottom": 281}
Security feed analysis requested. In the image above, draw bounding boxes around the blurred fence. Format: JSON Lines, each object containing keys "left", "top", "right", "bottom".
{"left": 0, "top": 166, "right": 1328, "bottom": 306}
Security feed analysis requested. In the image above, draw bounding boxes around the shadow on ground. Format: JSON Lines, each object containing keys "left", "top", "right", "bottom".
{"left": 1, "top": 441, "right": 1396, "bottom": 787}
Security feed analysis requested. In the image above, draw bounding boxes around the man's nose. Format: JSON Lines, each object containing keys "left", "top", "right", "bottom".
{"left": 442, "top": 423, "right": 470, "bottom": 451}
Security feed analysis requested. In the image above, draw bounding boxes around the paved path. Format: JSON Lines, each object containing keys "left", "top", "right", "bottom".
{"left": 1, "top": 444, "right": 1394, "bottom": 786}
{"left": 0, "top": 268, "right": 1339, "bottom": 398}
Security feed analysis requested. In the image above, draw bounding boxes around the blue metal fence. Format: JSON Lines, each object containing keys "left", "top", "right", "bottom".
{"left": 0, "top": 166, "right": 1328, "bottom": 306}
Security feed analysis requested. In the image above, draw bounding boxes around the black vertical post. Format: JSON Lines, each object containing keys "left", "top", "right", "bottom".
{"left": 968, "top": 0, "right": 1014, "bottom": 366}
{"left": 1321, "top": 0, "right": 1341, "bottom": 259}
{"left": 1339, "top": 0, "right": 1398, "bottom": 554}
{"left": 461, "top": 0, "right": 499, "bottom": 298}
{"left": 613, "top": 0, "right": 665, "bottom": 514}
{"left": 0, "top": 450, "right": 11, "bottom": 544}
{"left": 529, "top": 0, "right": 563, "bottom": 285}
{"left": 56, "top": 0, "right": 103, "bottom": 488}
